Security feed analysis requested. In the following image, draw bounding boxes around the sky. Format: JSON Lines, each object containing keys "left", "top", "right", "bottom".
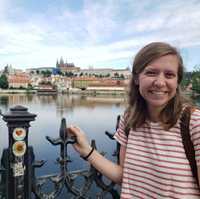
{"left": 0, "top": 0, "right": 200, "bottom": 71}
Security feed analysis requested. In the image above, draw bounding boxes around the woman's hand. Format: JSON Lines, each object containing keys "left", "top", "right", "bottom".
{"left": 67, "top": 126, "right": 92, "bottom": 157}
{"left": 67, "top": 126, "right": 123, "bottom": 184}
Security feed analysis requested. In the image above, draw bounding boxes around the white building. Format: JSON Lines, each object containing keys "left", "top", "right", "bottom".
{"left": 75, "top": 68, "right": 131, "bottom": 79}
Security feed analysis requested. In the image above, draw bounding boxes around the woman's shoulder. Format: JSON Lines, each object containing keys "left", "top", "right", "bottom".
{"left": 180, "top": 104, "right": 200, "bottom": 124}
{"left": 189, "top": 107, "right": 200, "bottom": 135}
{"left": 190, "top": 107, "right": 200, "bottom": 119}
{"left": 185, "top": 105, "right": 200, "bottom": 128}
{"left": 182, "top": 104, "right": 200, "bottom": 114}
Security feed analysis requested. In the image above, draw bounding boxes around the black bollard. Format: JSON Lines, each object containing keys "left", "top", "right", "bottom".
{"left": 1, "top": 105, "right": 36, "bottom": 199}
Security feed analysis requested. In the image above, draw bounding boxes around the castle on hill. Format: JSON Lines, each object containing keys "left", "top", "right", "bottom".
{"left": 56, "top": 57, "right": 80, "bottom": 73}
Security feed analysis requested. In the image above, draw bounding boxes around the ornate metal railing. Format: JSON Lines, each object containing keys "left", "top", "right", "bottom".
{"left": 0, "top": 105, "right": 120, "bottom": 199}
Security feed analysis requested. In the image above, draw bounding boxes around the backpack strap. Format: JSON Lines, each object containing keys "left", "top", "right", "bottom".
{"left": 180, "top": 106, "right": 199, "bottom": 186}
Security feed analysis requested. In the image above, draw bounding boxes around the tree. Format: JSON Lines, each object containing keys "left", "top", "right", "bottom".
{"left": 114, "top": 72, "right": 119, "bottom": 78}
{"left": 0, "top": 74, "right": 8, "bottom": 89}
{"left": 105, "top": 73, "right": 110, "bottom": 77}
{"left": 120, "top": 74, "right": 125, "bottom": 79}
{"left": 41, "top": 70, "right": 52, "bottom": 77}
{"left": 191, "top": 66, "right": 200, "bottom": 93}
{"left": 27, "top": 83, "right": 33, "bottom": 90}
{"left": 65, "top": 72, "right": 74, "bottom": 77}
{"left": 47, "top": 70, "right": 52, "bottom": 76}
{"left": 181, "top": 72, "right": 191, "bottom": 89}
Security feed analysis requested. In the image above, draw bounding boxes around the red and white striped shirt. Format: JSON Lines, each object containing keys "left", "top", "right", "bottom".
{"left": 114, "top": 109, "right": 200, "bottom": 199}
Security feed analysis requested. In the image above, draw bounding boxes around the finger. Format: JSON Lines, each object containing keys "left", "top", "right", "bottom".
{"left": 67, "top": 126, "right": 75, "bottom": 135}
{"left": 72, "top": 126, "right": 81, "bottom": 131}
{"left": 67, "top": 126, "right": 80, "bottom": 136}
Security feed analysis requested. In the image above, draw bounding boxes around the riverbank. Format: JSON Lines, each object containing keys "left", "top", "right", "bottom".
{"left": 1, "top": 88, "right": 199, "bottom": 98}
{"left": 0, "top": 88, "right": 127, "bottom": 96}
{"left": 0, "top": 89, "right": 37, "bottom": 94}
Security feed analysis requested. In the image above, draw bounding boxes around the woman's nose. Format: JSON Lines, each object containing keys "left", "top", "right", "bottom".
{"left": 153, "top": 75, "right": 166, "bottom": 87}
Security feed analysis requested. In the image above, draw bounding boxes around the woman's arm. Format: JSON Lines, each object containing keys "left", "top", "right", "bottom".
{"left": 87, "top": 144, "right": 126, "bottom": 184}
{"left": 67, "top": 126, "right": 125, "bottom": 184}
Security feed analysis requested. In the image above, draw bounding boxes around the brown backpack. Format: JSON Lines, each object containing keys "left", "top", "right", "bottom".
{"left": 180, "top": 106, "right": 199, "bottom": 186}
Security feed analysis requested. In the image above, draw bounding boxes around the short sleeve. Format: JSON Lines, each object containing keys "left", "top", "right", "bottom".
{"left": 113, "top": 114, "right": 128, "bottom": 147}
{"left": 190, "top": 109, "right": 200, "bottom": 166}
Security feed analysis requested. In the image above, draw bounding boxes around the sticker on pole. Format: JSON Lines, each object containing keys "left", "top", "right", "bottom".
{"left": 12, "top": 141, "right": 26, "bottom": 157}
{"left": 12, "top": 162, "right": 25, "bottom": 177}
{"left": 13, "top": 128, "right": 26, "bottom": 141}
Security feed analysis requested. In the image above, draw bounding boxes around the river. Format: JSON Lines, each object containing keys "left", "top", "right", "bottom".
{"left": 0, "top": 93, "right": 199, "bottom": 198}
{"left": 0, "top": 93, "right": 126, "bottom": 198}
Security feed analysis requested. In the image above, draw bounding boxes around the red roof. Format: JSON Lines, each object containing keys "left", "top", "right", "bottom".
{"left": 8, "top": 74, "right": 30, "bottom": 84}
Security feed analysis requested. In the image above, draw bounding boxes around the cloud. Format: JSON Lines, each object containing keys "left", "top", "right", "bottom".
{"left": 0, "top": 0, "right": 10, "bottom": 20}
{"left": 0, "top": 22, "right": 45, "bottom": 55}
{"left": 82, "top": 0, "right": 118, "bottom": 43}
{"left": 0, "top": 0, "right": 200, "bottom": 70}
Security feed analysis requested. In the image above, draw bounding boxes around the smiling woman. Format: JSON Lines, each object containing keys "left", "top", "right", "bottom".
{"left": 68, "top": 42, "right": 200, "bottom": 198}
{"left": 127, "top": 42, "right": 185, "bottom": 130}
{"left": 137, "top": 54, "right": 179, "bottom": 121}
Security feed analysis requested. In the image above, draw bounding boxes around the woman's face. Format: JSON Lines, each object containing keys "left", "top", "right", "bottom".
{"left": 137, "top": 54, "right": 179, "bottom": 114}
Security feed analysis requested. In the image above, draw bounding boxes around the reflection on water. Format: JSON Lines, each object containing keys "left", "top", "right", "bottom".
{"left": 0, "top": 93, "right": 126, "bottom": 173}
{"left": 0, "top": 93, "right": 127, "bottom": 116}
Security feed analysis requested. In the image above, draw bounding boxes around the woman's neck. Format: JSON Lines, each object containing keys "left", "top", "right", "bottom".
{"left": 148, "top": 107, "right": 163, "bottom": 122}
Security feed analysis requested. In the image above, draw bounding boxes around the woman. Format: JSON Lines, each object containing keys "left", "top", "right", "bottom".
{"left": 68, "top": 42, "right": 200, "bottom": 198}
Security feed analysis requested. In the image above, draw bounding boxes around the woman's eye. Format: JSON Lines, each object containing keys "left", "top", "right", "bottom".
{"left": 165, "top": 73, "right": 176, "bottom": 78}
{"left": 145, "top": 71, "right": 157, "bottom": 76}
